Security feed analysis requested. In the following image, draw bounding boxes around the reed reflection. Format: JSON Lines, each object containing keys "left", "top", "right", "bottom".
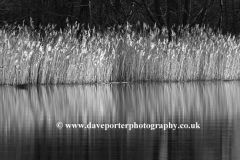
{"left": 0, "top": 82, "right": 239, "bottom": 160}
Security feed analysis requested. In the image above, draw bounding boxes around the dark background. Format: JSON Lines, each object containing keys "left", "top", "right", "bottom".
{"left": 0, "top": 0, "right": 239, "bottom": 39}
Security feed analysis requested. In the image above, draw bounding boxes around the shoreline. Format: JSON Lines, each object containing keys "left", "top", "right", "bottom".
{"left": 0, "top": 79, "right": 239, "bottom": 87}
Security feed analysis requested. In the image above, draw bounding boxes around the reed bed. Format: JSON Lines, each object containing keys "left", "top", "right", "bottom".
{"left": 1, "top": 22, "right": 240, "bottom": 85}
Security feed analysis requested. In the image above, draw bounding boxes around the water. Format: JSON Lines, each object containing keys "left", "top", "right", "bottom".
{"left": 0, "top": 82, "right": 240, "bottom": 160}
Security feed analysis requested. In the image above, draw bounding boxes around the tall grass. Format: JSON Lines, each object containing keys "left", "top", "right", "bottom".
{"left": 1, "top": 22, "right": 240, "bottom": 85}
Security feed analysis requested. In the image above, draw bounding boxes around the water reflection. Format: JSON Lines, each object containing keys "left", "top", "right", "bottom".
{"left": 0, "top": 82, "right": 240, "bottom": 160}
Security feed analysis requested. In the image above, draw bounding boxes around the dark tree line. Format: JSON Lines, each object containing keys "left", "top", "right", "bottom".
{"left": 1, "top": 0, "right": 240, "bottom": 39}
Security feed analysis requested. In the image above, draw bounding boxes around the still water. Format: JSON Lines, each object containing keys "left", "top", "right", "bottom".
{"left": 0, "top": 82, "right": 240, "bottom": 160}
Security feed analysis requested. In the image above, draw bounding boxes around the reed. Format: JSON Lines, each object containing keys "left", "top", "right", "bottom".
{"left": 1, "top": 23, "right": 240, "bottom": 85}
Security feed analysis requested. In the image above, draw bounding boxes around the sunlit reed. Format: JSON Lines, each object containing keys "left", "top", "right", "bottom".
{"left": 1, "top": 23, "right": 240, "bottom": 85}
